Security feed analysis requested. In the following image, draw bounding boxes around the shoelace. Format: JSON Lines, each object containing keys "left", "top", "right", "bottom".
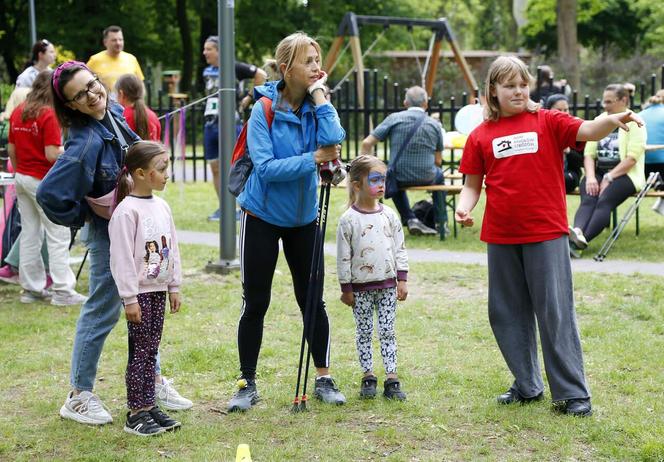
{"left": 161, "top": 378, "right": 182, "bottom": 398}
{"left": 76, "top": 393, "right": 108, "bottom": 415}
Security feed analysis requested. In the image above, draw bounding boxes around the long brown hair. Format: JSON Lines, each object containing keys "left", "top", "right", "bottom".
{"left": 115, "top": 73, "right": 151, "bottom": 140}
{"left": 346, "top": 155, "right": 386, "bottom": 207}
{"left": 115, "top": 141, "right": 167, "bottom": 204}
{"left": 22, "top": 70, "right": 54, "bottom": 122}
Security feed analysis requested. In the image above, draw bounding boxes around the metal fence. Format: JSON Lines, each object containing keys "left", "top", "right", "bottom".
{"left": 147, "top": 64, "right": 664, "bottom": 182}
{"left": 4, "top": 65, "right": 662, "bottom": 182}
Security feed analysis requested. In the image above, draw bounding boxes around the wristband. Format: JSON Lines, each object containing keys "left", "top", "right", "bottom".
{"left": 605, "top": 172, "right": 614, "bottom": 183}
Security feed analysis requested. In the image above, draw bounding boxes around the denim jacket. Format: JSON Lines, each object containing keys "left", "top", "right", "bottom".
{"left": 37, "top": 102, "right": 138, "bottom": 228}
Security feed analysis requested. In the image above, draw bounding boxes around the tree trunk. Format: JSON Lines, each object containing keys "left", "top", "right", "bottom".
{"left": 176, "top": 0, "right": 193, "bottom": 93}
{"left": 557, "top": 0, "right": 579, "bottom": 89}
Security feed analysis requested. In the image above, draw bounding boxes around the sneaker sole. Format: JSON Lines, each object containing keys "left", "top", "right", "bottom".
{"left": 60, "top": 405, "right": 113, "bottom": 425}
{"left": 158, "top": 421, "right": 182, "bottom": 431}
{"left": 157, "top": 400, "right": 193, "bottom": 411}
{"left": 227, "top": 396, "right": 259, "bottom": 413}
{"left": 0, "top": 276, "right": 19, "bottom": 284}
{"left": 51, "top": 299, "right": 88, "bottom": 306}
{"left": 123, "top": 425, "right": 166, "bottom": 436}
{"left": 313, "top": 393, "right": 346, "bottom": 405}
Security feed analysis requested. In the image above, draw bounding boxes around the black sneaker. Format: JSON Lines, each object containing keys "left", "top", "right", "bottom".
{"left": 314, "top": 377, "right": 346, "bottom": 405}
{"left": 359, "top": 375, "right": 378, "bottom": 399}
{"left": 497, "top": 387, "right": 544, "bottom": 405}
{"left": 383, "top": 378, "right": 407, "bottom": 401}
{"left": 562, "top": 398, "right": 593, "bottom": 417}
{"left": 124, "top": 411, "right": 166, "bottom": 437}
{"left": 228, "top": 378, "right": 259, "bottom": 412}
{"left": 148, "top": 406, "right": 181, "bottom": 431}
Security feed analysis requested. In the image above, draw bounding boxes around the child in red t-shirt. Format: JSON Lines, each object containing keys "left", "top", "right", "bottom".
{"left": 7, "top": 70, "right": 88, "bottom": 306}
{"left": 455, "top": 56, "right": 643, "bottom": 417}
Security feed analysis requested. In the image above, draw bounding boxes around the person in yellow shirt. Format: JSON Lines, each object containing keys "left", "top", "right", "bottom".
{"left": 87, "top": 25, "right": 144, "bottom": 94}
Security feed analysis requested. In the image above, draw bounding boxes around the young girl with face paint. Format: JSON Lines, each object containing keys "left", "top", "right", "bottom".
{"left": 336, "top": 155, "right": 409, "bottom": 401}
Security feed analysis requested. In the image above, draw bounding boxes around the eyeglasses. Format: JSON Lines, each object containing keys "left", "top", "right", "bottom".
{"left": 67, "top": 78, "right": 102, "bottom": 104}
{"left": 367, "top": 172, "right": 386, "bottom": 187}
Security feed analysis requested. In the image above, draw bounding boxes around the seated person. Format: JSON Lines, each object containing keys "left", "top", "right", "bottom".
{"left": 360, "top": 86, "right": 445, "bottom": 236}
{"left": 544, "top": 94, "right": 584, "bottom": 193}
{"left": 569, "top": 84, "right": 646, "bottom": 257}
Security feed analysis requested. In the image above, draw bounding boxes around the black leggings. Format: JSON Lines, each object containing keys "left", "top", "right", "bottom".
{"left": 573, "top": 174, "right": 636, "bottom": 243}
{"left": 237, "top": 211, "right": 330, "bottom": 379}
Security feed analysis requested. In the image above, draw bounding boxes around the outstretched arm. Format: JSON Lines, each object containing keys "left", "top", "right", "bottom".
{"left": 577, "top": 111, "right": 643, "bottom": 142}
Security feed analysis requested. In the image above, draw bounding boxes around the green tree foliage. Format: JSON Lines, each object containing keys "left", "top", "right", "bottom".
{"left": 521, "top": 0, "right": 656, "bottom": 57}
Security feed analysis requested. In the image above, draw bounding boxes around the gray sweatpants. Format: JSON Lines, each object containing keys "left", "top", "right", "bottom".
{"left": 487, "top": 235, "right": 590, "bottom": 402}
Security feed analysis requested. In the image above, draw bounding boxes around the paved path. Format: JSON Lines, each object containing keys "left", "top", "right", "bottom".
{"left": 179, "top": 230, "right": 664, "bottom": 276}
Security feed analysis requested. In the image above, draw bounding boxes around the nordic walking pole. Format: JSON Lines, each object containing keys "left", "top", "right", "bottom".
{"left": 292, "top": 184, "right": 326, "bottom": 412}
{"left": 594, "top": 172, "right": 660, "bottom": 261}
{"left": 298, "top": 182, "right": 331, "bottom": 411}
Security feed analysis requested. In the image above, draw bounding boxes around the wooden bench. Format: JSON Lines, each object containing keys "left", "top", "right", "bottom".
{"left": 403, "top": 184, "right": 664, "bottom": 240}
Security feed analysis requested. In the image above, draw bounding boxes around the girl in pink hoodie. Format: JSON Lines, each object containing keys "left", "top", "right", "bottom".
{"left": 109, "top": 140, "right": 182, "bottom": 436}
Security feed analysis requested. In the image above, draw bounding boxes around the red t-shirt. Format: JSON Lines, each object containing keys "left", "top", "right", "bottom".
{"left": 459, "top": 109, "right": 584, "bottom": 244}
{"left": 123, "top": 105, "right": 162, "bottom": 141}
{"left": 8, "top": 103, "right": 62, "bottom": 180}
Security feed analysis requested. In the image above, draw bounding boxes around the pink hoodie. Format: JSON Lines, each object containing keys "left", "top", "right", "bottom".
{"left": 109, "top": 195, "right": 181, "bottom": 305}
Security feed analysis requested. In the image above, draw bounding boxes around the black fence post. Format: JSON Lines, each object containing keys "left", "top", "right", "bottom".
{"left": 363, "top": 69, "right": 371, "bottom": 139}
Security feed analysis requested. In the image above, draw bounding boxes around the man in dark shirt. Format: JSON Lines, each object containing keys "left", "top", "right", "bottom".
{"left": 202, "top": 36, "right": 267, "bottom": 221}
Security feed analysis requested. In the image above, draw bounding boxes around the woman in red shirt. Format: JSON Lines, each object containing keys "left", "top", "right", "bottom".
{"left": 115, "top": 74, "right": 161, "bottom": 141}
{"left": 7, "top": 70, "right": 88, "bottom": 306}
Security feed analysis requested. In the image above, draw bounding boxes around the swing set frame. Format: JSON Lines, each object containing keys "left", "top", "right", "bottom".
{"left": 324, "top": 12, "right": 478, "bottom": 105}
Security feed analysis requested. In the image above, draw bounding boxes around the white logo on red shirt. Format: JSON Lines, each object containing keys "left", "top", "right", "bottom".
{"left": 492, "top": 132, "right": 538, "bottom": 158}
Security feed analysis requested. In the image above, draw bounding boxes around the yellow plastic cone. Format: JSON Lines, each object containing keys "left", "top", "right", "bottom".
{"left": 236, "top": 444, "right": 252, "bottom": 462}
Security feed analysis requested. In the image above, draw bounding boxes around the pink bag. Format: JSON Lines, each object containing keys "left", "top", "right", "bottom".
{"left": 85, "top": 189, "right": 117, "bottom": 220}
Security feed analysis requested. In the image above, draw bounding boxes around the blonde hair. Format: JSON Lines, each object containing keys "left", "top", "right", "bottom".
{"left": 484, "top": 56, "right": 540, "bottom": 121}
{"left": 646, "top": 89, "right": 664, "bottom": 107}
{"left": 346, "top": 155, "right": 386, "bottom": 207}
{"left": 274, "top": 32, "right": 322, "bottom": 80}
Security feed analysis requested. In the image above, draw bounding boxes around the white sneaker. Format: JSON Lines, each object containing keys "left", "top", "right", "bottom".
{"left": 51, "top": 291, "right": 89, "bottom": 306}
{"left": 19, "top": 289, "right": 52, "bottom": 304}
{"left": 156, "top": 377, "right": 193, "bottom": 411}
{"left": 568, "top": 226, "right": 588, "bottom": 249}
{"left": 59, "top": 390, "right": 113, "bottom": 425}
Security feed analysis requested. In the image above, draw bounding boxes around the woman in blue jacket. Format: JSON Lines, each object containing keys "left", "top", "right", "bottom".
{"left": 228, "top": 32, "right": 346, "bottom": 412}
{"left": 37, "top": 61, "right": 191, "bottom": 427}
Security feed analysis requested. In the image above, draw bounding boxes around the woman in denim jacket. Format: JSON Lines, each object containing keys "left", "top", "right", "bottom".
{"left": 37, "top": 61, "right": 191, "bottom": 426}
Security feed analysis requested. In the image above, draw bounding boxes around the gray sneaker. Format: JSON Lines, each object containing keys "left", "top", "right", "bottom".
{"left": 314, "top": 377, "right": 346, "bottom": 405}
{"left": 59, "top": 390, "right": 113, "bottom": 425}
{"left": 407, "top": 218, "right": 437, "bottom": 236}
{"left": 20, "top": 289, "right": 52, "bottom": 304}
{"left": 51, "top": 291, "right": 88, "bottom": 306}
{"left": 227, "top": 378, "right": 259, "bottom": 412}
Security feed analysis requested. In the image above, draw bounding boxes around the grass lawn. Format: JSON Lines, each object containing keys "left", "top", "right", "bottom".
{"left": 162, "top": 182, "right": 664, "bottom": 262}
{"left": 1, "top": 183, "right": 663, "bottom": 460}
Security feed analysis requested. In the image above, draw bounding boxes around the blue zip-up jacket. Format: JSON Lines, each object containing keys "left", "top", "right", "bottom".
{"left": 238, "top": 81, "right": 345, "bottom": 227}
{"left": 37, "top": 102, "right": 139, "bottom": 228}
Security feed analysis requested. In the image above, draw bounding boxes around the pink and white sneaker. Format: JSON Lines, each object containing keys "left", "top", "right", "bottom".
{"left": 0, "top": 265, "right": 19, "bottom": 284}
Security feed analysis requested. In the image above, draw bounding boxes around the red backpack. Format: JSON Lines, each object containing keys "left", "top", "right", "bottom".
{"left": 228, "top": 96, "right": 274, "bottom": 197}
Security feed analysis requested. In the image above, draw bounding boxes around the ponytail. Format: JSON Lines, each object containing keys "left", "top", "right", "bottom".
{"left": 114, "top": 166, "right": 134, "bottom": 205}
{"left": 133, "top": 98, "right": 150, "bottom": 140}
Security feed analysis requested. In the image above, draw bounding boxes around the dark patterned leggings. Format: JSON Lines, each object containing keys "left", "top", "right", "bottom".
{"left": 352, "top": 287, "right": 398, "bottom": 374}
{"left": 126, "top": 291, "right": 166, "bottom": 410}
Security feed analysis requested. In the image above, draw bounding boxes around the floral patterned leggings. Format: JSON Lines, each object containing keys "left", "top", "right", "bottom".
{"left": 352, "top": 287, "right": 398, "bottom": 374}
{"left": 126, "top": 291, "right": 165, "bottom": 410}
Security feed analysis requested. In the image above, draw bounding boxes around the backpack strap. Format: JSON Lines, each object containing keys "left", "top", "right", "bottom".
{"left": 258, "top": 96, "right": 274, "bottom": 129}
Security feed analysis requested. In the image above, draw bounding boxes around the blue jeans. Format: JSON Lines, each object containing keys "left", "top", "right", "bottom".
{"left": 392, "top": 168, "right": 446, "bottom": 225}
{"left": 70, "top": 219, "right": 161, "bottom": 391}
